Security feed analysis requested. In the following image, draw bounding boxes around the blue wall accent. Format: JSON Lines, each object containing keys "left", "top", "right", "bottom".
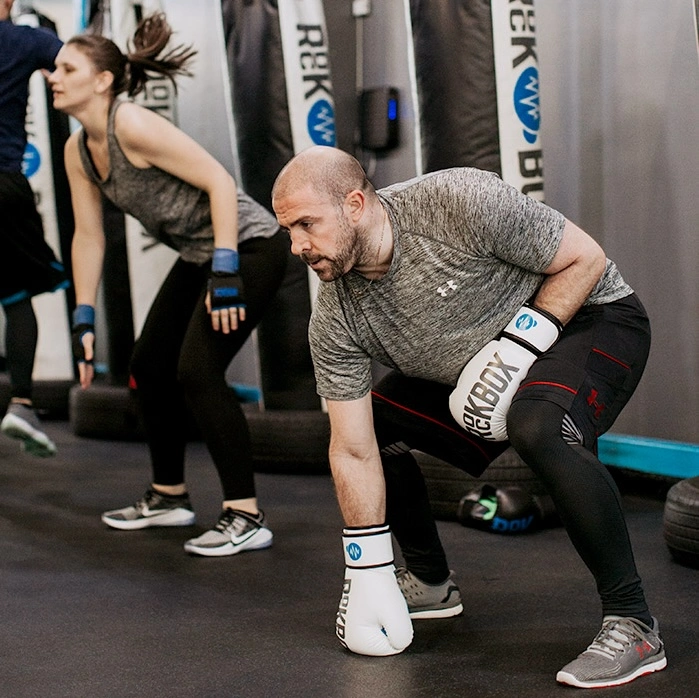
{"left": 599, "top": 434, "right": 699, "bottom": 479}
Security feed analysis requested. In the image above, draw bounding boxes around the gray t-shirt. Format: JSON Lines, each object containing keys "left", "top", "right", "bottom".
{"left": 77, "top": 99, "right": 279, "bottom": 264}
{"left": 309, "top": 168, "right": 633, "bottom": 401}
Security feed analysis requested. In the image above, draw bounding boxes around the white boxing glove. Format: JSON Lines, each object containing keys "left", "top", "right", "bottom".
{"left": 449, "top": 304, "right": 562, "bottom": 441}
{"left": 336, "top": 524, "right": 413, "bottom": 656}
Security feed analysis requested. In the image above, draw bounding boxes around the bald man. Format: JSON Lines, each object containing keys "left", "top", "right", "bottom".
{"left": 272, "top": 146, "right": 665, "bottom": 689}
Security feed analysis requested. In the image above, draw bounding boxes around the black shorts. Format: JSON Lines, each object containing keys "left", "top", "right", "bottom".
{"left": 371, "top": 294, "right": 650, "bottom": 475}
{"left": 0, "top": 171, "right": 68, "bottom": 305}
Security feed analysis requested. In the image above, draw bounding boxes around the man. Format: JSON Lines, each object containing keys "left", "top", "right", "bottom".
{"left": 272, "top": 146, "right": 666, "bottom": 689}
{"left": 0, "top": 0, "right": 67, "bottom": 456}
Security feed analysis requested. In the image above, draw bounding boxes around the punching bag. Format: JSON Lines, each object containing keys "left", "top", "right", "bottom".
{"left": 409, "top": 0, "right": 544, "bottom": 198}
{"left": 220, "top": 0, "right": 336, "bottom": 410}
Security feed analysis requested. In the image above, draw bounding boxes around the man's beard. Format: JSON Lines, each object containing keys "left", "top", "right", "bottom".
{"left": 301, "top": 217, "right": 373, "bottom": 282}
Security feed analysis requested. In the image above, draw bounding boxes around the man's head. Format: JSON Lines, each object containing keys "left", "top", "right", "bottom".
{"left": 272, "top": 146, "right": 380, "bottom": 282}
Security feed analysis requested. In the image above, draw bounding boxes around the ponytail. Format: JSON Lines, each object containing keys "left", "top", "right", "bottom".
{"left": 126, "top": 12, "right": 197, "bottom": 97}
{"left": 67, "top": 12, "right": 196, "bottom": 99}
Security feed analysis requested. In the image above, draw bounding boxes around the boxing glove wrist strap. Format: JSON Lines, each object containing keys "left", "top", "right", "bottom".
{"left": 212, "top": 248, "right": 239, "bottom": 274}
{"left": 500, "top": 304, "right": 562, "bottom": 356}
{"left": 342, "top": 525, "right": 393, "bottom": 569}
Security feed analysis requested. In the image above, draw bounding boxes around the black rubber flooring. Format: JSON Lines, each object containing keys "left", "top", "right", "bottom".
{"left": 1, "top": 421, "right": 697, "bottom": 697}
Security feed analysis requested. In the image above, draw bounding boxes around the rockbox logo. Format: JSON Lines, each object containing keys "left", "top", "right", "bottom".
{"left": 459, "top": 351, "right": 520, "bottom": 437}
{"left": 346, "top": 542, "right": 362, "bottom": 561}
{"left": 336, "top": 578, "right": 351, "bottom": 643}
{"left": 513, "top": 65, "right": 540, "bottom": 145}
{"left": 515, "top": 312, "right": 537, "bottom": 332}
{"left": 492, "top": 0, "right": 544, "bottom": 199}
{"left": 22, "top": 142, "right": 41, "bottom": 179}
{"left": 297, "top": 24, "right": 336, "bottom": 146}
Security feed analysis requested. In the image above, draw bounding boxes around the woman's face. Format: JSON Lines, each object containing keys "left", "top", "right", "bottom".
{"left": 49, "top": 44, "right": 108, "bottom": 114}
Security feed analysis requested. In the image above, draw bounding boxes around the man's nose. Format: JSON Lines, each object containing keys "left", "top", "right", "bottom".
{"left": 289, "top": 233, "right": 310, "bottom": 257}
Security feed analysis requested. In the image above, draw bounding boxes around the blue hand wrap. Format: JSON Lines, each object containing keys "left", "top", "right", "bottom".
{"left": 212, "top": 248, "right": 239, "bottom": 274}
{"left": 73, "top": 304, "right": 95, "bottom": 327}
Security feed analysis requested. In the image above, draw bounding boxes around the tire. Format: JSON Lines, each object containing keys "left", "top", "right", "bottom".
{"left": 663, "top": 477, "right": 699, "bottom": 569}
{"left": 69, "top": 382, "right": 330, "bottom": 473}
{"left": 415, "top": 448, "right": 547, "bottom": 521}
{"left": 245, "top": 408, "right": 330, "bottom": 474}
{"left": 69, "top": 383, "right": 145, "bottom": 441}
{"left": 1, "top": 375, "right": 73, "bottom": 420}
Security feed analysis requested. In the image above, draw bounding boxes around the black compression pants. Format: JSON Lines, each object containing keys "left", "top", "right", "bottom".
{"left": 129, "top": 231, "right": 287, "bottom": 500}
{"left": 372, "top": 294, "right": 652, "bottom": 622}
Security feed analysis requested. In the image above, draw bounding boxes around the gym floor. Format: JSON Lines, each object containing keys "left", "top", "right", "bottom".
{"left": 1, "top": 421, "right": 697, "bottom": 698}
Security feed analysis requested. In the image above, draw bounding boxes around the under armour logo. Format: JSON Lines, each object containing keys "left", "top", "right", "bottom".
{"left": 586, "top": 388, "right": 605, "bottom": 419}
{"left": 437, "top": 280, "right": 458, "bottom": 297}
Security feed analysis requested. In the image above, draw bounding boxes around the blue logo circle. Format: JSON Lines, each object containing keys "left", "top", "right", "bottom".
{"left": 515, "top": 313, "right": 537, "bottom": 331}
{"left": 22, "top": 143, "right": 41, "bottom": 178}
{"left": 513, "top": 66, "right": 540, "bottom": 145}
{"left": 307, "top": 99, "right": 336, "bottom": 146}
{"left": 346, "top": 542, "right": 362, "bottom": 561}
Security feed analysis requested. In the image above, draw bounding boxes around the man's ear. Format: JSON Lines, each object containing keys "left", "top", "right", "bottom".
{"left": 344, "top": 189, "right": 366, "bottom": 223}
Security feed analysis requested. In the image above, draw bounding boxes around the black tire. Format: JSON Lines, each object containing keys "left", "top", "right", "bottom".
{"left": 69, "top": 382, "right": 330, "bottom": 473}
{"left": 1, "top": 374, "right": 73, "bottom": 420}
{"left": 663, "top": 477, "right": 699, "bottom": 569}
{"left": 69, "top": 383, "right": 145, "bottom": 441}
{"left": 415, "top": 448, "right": 547, "bottom": 521}
{"left": 245, "top": 407, "right": 330, "bottom": 474}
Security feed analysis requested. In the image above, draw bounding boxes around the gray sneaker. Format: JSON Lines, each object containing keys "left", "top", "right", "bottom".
{"left": 184, "top": 508, "right": 273, "bottom": 557}
{"left": 102, "top": 488, "right": 196, "bottom": 530}
{"left": 395, "top": 566, "right": 464, "bottom": 619}
{"left": 556, "top": 616, "right": 667, "bottom": 688}
{"left": 1, "top": 403, "right": 56, "bottom": 457}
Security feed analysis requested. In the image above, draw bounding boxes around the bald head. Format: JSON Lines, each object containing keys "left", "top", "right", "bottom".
{"left": 273, "top": 146, "right": 373, "bottom": 209}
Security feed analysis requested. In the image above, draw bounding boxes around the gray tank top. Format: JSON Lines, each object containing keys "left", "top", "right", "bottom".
{"left": 77, "top": 99, "right": 279, "bottom": 264}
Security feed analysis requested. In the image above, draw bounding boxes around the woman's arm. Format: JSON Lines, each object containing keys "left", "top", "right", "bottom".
{"left": 114, "top": 102, "right": 239, "bottom": 250}
{"left": 115, "top": 103, "right": 242, "bottom": 332}
{"left": 64, "top": 131, "right": 107, "bottom": 387}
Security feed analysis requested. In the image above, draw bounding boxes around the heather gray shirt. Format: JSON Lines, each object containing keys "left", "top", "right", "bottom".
{"left": 310, "top": 168, "right": 633, "bottom": 401}
{"left": 77, "top": 100, "right": 279, "bottom": 264}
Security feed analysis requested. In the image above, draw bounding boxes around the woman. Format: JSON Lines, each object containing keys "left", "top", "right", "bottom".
{"left": 51, "top": 14, "right": 288, "bottom": 557}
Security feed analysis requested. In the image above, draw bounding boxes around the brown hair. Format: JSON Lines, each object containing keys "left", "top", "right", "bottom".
{"left": 67, "top": 12, "right": 196, "bottom": 98}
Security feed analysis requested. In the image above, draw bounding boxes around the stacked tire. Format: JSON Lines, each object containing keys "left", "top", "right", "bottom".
{"left": 663, "top": 476, "right": 699, "bottom": 569}
{"left": 415, "top": 448, "right": 548, "bottom": 521}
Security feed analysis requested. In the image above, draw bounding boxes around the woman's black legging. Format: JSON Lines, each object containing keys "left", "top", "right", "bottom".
{"left": 129, "top": 231, "right": 287, "bottom": 500}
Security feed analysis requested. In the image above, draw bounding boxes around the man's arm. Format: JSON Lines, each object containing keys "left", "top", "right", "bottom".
{"left": 326, "top": 393, "right": 413, "bottom": 656}
{"left": 449, "top": 219, "right": 607, "bottom": 441}
{"left": 533, "top": 218, "right": 607, "bottom": 325}
{"left": 327, "top": 394, "right": 385, "bottom": 525}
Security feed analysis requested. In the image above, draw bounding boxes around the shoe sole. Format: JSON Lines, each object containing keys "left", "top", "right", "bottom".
{"left": 556, "top": 655, "right": 667, "bottom": 688}
{"left": 184, "top": 529, "right": 274, "bottom": 557}
{"left": 102, "top": 509, "right": 196, "bottom": 530}
{"left": 1, "top": 415, "right": 56, "bottom": 457}
{"left": 409, "top": 602, "right": 464, "bottom": 619}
